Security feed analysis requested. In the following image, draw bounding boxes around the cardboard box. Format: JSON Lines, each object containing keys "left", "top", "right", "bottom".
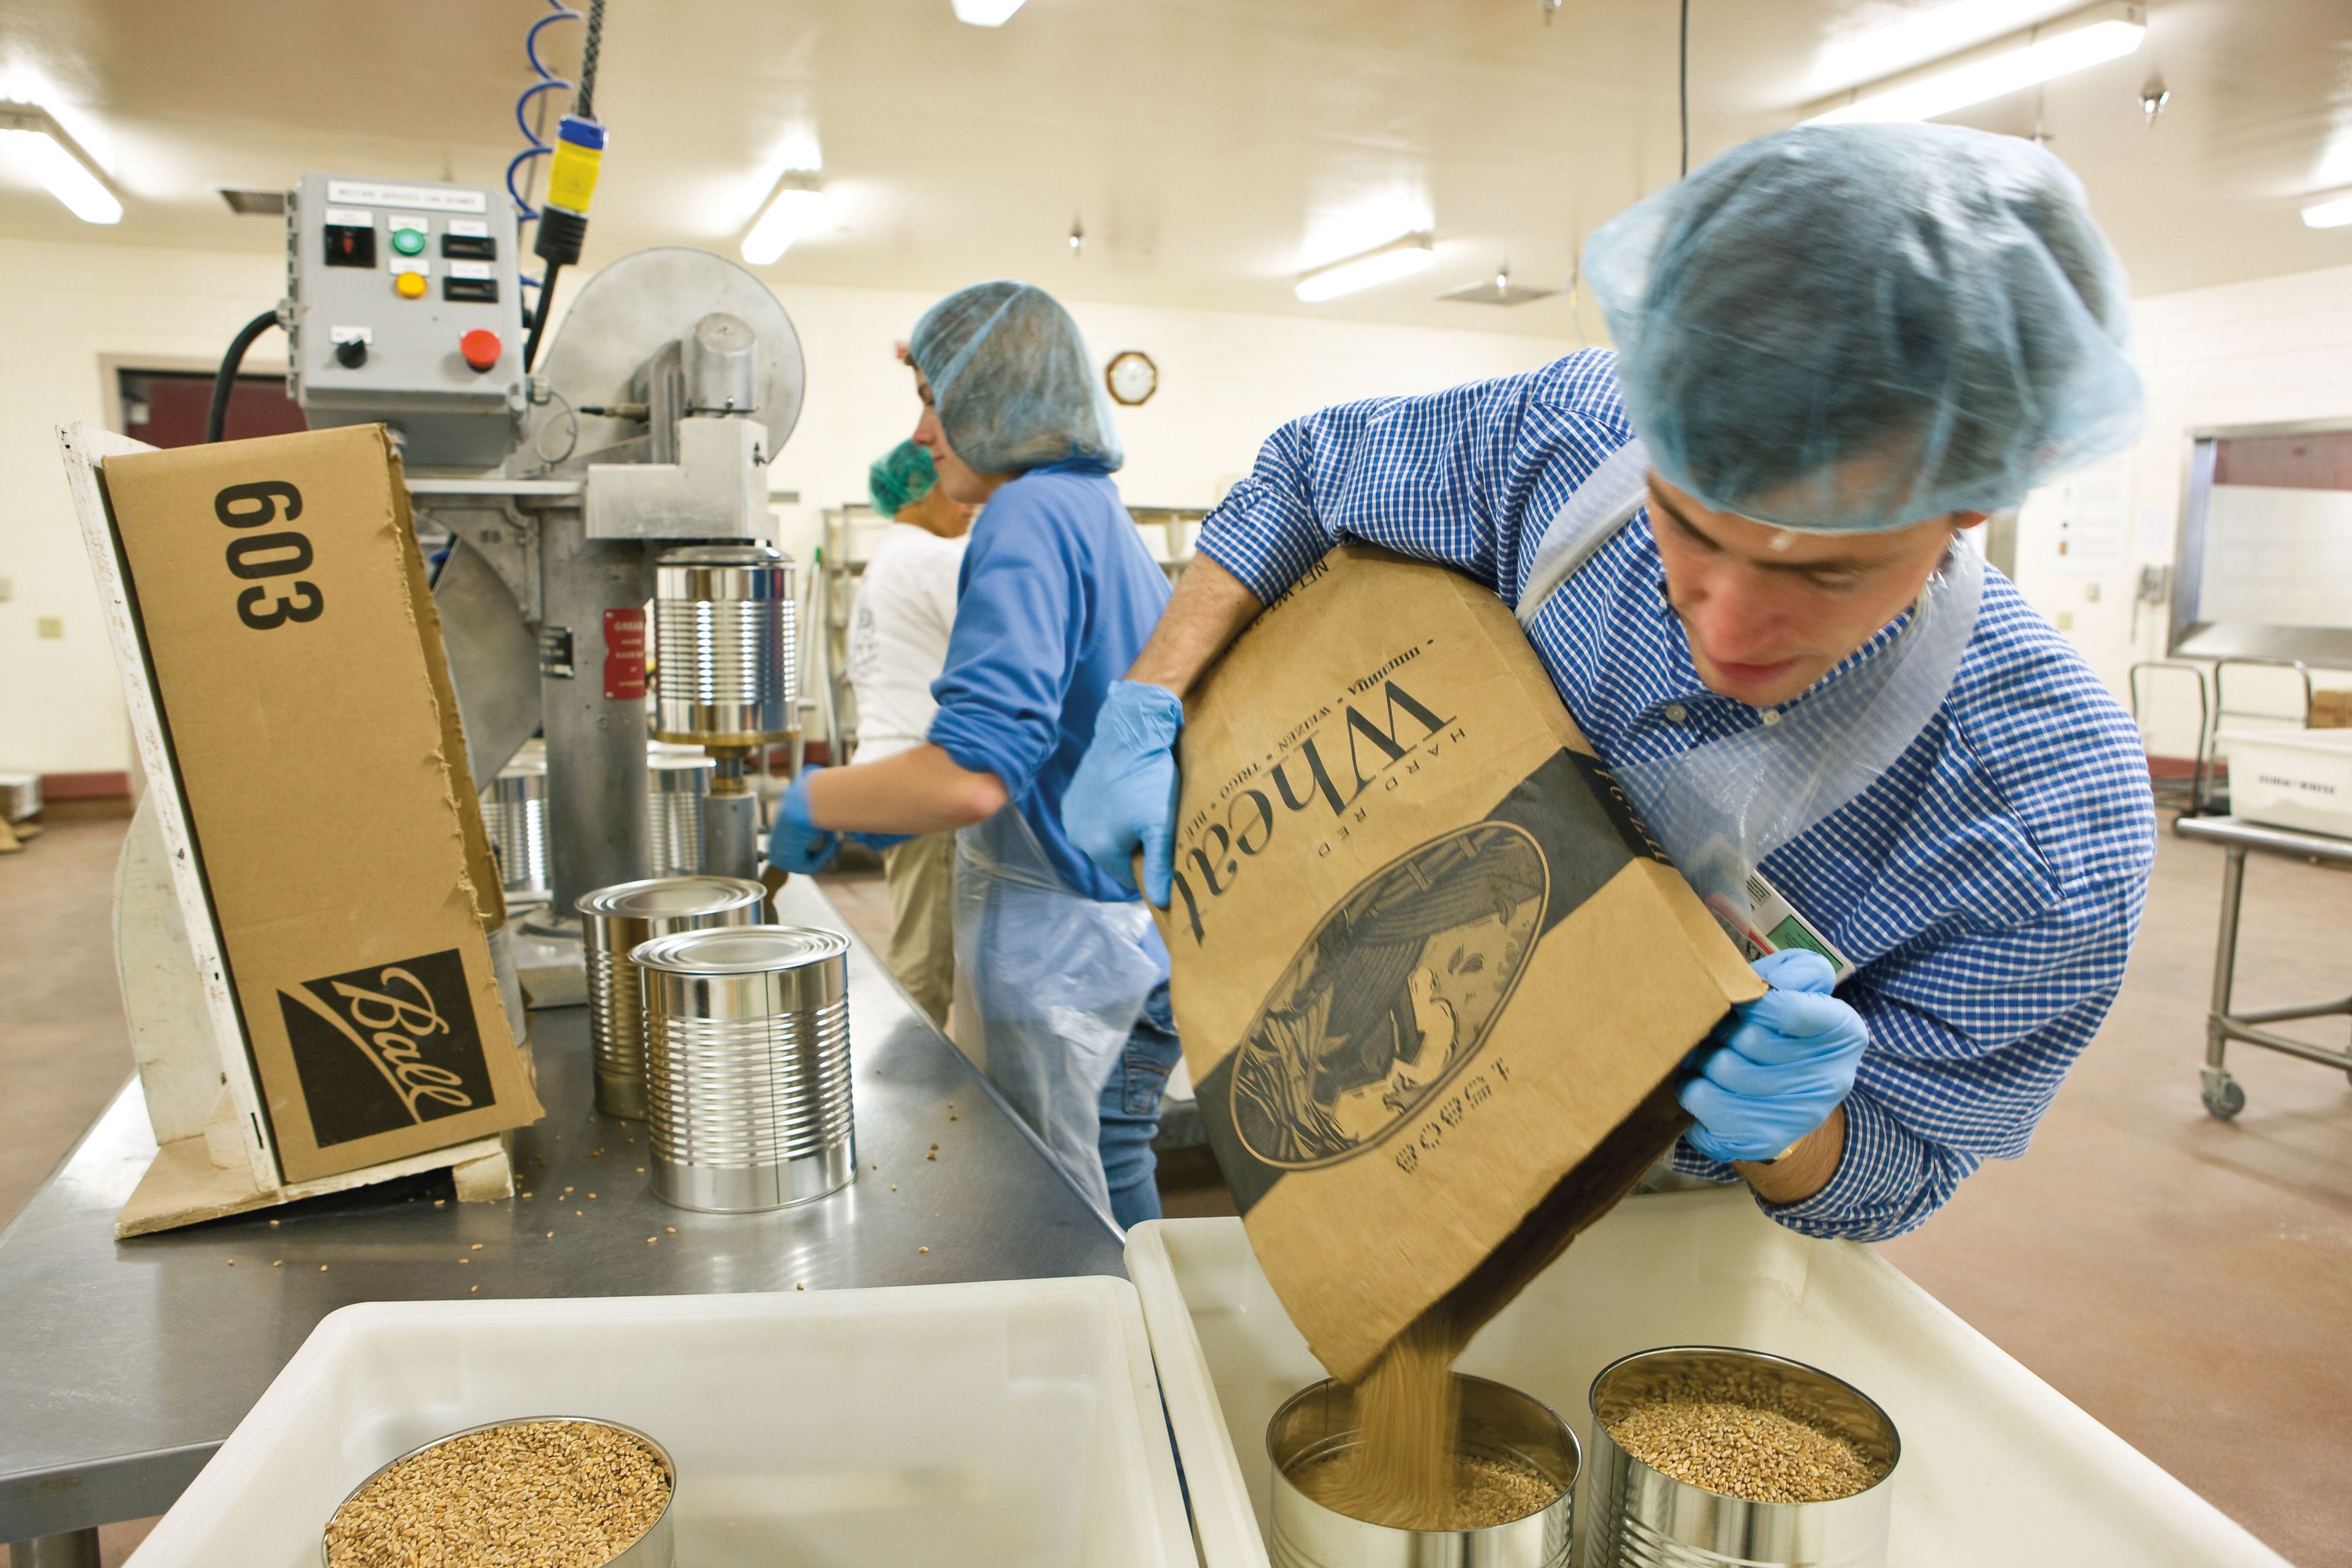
{"left": 1156, "top": 546, "right": 1763, "bottom": 1383}
{"left": 2308, "top": 690, "right": 2352, "bottom": 729}
{"left": 99, "top": 424, "right": 540, "bottom": 1182}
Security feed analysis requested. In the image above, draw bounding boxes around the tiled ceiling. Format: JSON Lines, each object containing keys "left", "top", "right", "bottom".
{"left": 0, "top": 0, "right": 2343, "bottom": 334}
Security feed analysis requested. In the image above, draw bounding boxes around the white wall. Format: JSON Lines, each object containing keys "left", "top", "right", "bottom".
{"left": 2009, "top": 263, "right": 2352, "bottom": 758}
{"left": 757, "top": 279, "right": 1575, "bottom": 560}
{"left": 0, "top": 238, "right": 1574, "bottom": 776}
{"left": 0, "top": 239, "right": 289, "bottom": 776}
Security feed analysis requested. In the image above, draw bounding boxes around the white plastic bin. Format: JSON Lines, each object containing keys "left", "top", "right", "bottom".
{"left": 2218, "top": 726, "right": 2352, "bottom": 838}
{"left": 1127, "top": 1190, "right": 2288, "bottom": 1568}
{"left": 129, "top": 1276, "right": 1192, "bottom": 1568}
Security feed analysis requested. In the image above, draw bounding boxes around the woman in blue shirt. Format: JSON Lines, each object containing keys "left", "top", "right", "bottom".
{"left": 769, "top": 280, "right": 1178, "bottom": 1227}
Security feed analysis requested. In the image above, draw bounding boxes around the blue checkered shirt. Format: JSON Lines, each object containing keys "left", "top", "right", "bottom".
{"left": 1193, "top": 349, "right": 2155, "bottom": 1242}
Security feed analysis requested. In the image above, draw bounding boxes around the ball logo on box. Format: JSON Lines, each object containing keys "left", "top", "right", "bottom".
{"left": 276, "top": 949, "right": 496, "bottom": 1147}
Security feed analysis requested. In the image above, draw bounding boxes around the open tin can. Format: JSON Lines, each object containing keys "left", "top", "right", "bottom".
{"left": 1581, "top": 1346, "right": 1899, "bottom": 1568}
{"left": 1265, "top": 1374, "right": 1579, "bottom": 1567}
{"left": 632, "top": 924, "right": 856, "bottom": 1213}
{"left": 576, "top": 876, "right": 764, "bottom": 1120}
{"left": 321, "top": 1415, "right": 674, "bottom": 1567}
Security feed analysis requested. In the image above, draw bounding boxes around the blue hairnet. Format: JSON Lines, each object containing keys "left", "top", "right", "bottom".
{"left": 1585, "top": 123, "right": 2142, "bottom": 532}
{"left": 868, "top": 440, "right": 938, "bottom": 519}
{"left": 908, "top": 281, "right": 1123, "bottom": 475}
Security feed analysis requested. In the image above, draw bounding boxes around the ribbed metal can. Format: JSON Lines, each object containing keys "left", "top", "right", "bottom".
{"left": 0, "top": 771, "right": 41, "bottom": 823}
{"left": 1580, "top": 1347, "right": 1898, "bottom": 1568}
{"left": 480, "top": 749, "right": 549, "bottom": 899}
{"left": 652, "top": 545, "right": 796, "bottom": 746}
{"left": 631, "top": 924, "right": 855, "bottom": 1214}
{"left": 576, "top": 877, "right": 764, "bottom": 1120}
{"left": 646, "top": 745, "right": 714, "bottom": 876}
{"left": 1265, "top": 1374, "right": 1578, "bottom": 1568}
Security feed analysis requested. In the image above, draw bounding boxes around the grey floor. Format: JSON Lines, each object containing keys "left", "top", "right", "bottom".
{"left": 6, "top": 818, "right": 2350, "bottom": 1565}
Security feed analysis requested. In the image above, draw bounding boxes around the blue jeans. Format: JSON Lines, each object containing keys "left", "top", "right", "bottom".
{"left": 1099, "top": 982, "right": 1180, "bottom": 1229}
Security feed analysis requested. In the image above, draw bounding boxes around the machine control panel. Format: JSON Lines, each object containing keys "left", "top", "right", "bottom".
{"left": 287, "top": 173, "right": 522, "bottom": 467}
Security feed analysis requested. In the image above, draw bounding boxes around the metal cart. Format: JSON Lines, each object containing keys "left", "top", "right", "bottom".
{"left": 2129, "top": 657, "right": 2316, "bottom": 819}
{"left": 2172, "top": 814, "right": 2352, "bottom": 1120}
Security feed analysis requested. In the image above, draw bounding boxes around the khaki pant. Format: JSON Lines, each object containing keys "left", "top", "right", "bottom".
{"left": 882, "top": 831, "right": 957, "bottom": 1025}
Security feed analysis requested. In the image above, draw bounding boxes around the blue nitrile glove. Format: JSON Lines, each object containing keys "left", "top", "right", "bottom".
{"left": 1063, "top": 680, "right": 1185, "bottom": 906}
{"left": 766, "top": 767, "right": 841, "bottom": 875}
{"left": 1679, "top": 949, "right": 1869, "bottom": 1165}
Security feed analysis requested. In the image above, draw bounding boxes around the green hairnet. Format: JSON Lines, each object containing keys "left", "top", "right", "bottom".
{"left": 868, "top": 440, "right": 938, "bottom": 519}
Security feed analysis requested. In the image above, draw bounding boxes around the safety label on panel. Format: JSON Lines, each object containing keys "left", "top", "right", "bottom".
{"left": 326, "top": 180, "right": 488, "bottom": 214}
{"left": 603, "top": 608, "right": 647, "bottom": 701}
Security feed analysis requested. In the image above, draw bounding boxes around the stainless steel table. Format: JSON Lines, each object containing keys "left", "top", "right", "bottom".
{"left": 0, "top": 878, "right": 1121, "bottom": 1547}
{"left": 2172, "top": 814, "right": 2352, "bottom": 1119}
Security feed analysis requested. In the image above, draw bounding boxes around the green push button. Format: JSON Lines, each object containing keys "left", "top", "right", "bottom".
{"left": 390, "top": 225, "right": 427, "bottom": 257}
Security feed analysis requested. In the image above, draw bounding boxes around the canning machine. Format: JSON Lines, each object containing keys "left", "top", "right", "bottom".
{"left": 261, "top": 173, "right": 805, "bottom": 942}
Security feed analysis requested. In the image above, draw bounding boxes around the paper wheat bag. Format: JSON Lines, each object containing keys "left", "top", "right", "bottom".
{"left": 1156, "top": 545, "right": 1763, "bottom": 1382}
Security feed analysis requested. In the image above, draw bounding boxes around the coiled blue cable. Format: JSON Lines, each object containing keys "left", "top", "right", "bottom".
{"left": 507, "top": 0, "right": 582, "bottom": 294}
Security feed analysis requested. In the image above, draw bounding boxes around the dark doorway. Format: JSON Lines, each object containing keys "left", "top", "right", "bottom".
{"left": 119, "top": 369, "right": 307, "bottom": 448}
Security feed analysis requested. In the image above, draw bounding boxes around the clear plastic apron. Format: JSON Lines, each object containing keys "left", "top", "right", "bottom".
{"left": 949, "top": 802, "right": 1164, "bottom": 1219}
{"left": 1513, "top": 437, "right": 1986, "bottom": 932}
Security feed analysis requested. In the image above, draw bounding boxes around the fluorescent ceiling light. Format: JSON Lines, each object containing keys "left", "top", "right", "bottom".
{"left": 1801, "top": 2, "right": 2144, "bottom": 126}
{"left": 952, "top": 0, "right": 1027, "bottom": 24}
{"left": 0, "top": 103, "right": 121, "bottom": 224}
{"left": 741, "top": 176, "right": 826, "bottom": 265}
{"left": 2304, "top": 193, "right": 2352, "bottom": 230}
{"left": 1296, "top": 233, "right": 1435, "bottom": 303}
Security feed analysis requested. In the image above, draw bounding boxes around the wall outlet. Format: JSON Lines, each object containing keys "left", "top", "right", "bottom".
{"left": 2057, "top": 611, "right": 2076, "bottom": 631}
{"left": 36, "top": 616, "right": 63, "bottom": 639}
{"left": 0, "top": 575, "right": 12, "bottom": 601}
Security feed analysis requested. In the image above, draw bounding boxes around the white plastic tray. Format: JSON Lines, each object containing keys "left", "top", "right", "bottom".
{"left": 1127, "top": 1190, "right": 2289, "bottom": 1568}
{"left": 2217, "top": 726, "right": 2352, "bottom": 839}
{"left": 130, "top": 1276, "right": 1193, "bottom": 1568}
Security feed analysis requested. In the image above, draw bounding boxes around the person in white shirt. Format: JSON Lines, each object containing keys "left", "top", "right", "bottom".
{"left": 848, "top": 440, "right": 976, "bottom": 1022}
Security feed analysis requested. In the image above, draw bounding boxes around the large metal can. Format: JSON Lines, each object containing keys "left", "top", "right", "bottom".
{"left": 1265, "top": 1374, "right": 1578, "bottom": 1568}
{"left": 322, "top": 1415, "right": 674, "bottom": 1568}
{"left": 1581, "top": 1346, "right": 1898, "bottom": 1568}
{"left": 480, "top": 746, "right": 549, "bottom": 899}
{"left": 646, "top": 745, "right": 714, "bottom": 876}
{"left": 632, "top": 924, "right": 855, "bottom": 1214}
{"left": 576, "top": 876, "right": 764, "bottom": 1119}
{"left": 651, "top": 545, "right": 796, "bottom": 746}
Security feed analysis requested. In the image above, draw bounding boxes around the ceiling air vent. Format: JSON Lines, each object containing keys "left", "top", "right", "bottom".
{"left": 1441, "top": 267, "right": 1558, "bottom": 306}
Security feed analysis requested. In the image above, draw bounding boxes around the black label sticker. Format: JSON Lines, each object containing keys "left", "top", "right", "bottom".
{"left": 277, "top": 948, "right": 493, "bottom": 1147}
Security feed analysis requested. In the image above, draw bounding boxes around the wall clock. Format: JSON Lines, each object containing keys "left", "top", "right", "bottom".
{"left": 1106, "top": 350, "right": 1158, "bottom": 407}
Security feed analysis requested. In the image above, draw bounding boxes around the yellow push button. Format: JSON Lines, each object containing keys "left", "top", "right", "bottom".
{"left": 394, "top": 270, "right": 428, "bottom": 300}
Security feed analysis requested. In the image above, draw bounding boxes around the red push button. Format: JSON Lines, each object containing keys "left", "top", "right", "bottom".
{"left": 459, "top": 328, "right": 502, "bottom": 372}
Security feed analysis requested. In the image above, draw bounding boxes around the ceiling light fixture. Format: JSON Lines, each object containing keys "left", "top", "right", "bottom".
{"left": 2302, "top": 192, "right": 2352, "bottom": 230}
{"left": 1800, "top": 2, "right": 2144, "bottom": 127}
{"left": 1296, "top": 233, "right": 1435, "bottom": 303}
{"left": 0, "top": 102, "right": 121, "bottom": 224}
{"left": 952, "top": 0, "right": 1027, "bottom": 25}
{"left": 741, "top": 173, "right": 826, "bottom": 265}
